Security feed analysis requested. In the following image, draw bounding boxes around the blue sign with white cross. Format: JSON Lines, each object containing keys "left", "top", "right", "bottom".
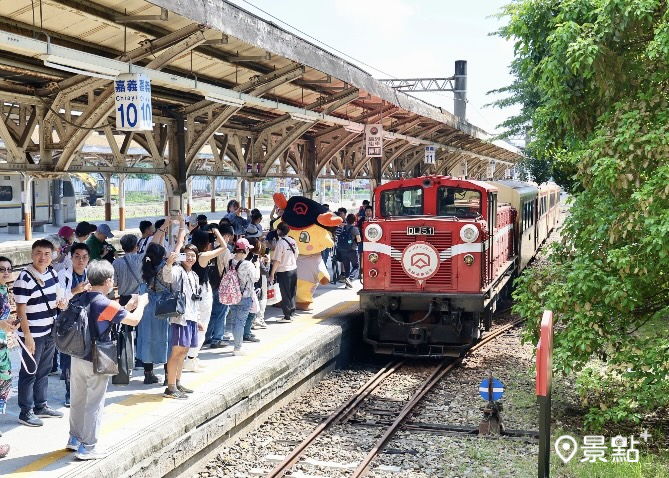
{"left": 479, "top": 377, "right": 504, "bottom": 401}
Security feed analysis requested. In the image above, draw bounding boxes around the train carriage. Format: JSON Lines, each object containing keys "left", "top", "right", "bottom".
{"left": 359, "top": 175, "right": 556, "bottom": 358}
{"left": 0, "top": 174, "right": 76, "bottom": 226}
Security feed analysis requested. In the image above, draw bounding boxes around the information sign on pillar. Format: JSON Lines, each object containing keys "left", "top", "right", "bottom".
{"left": 365, "top": 124, "right": 383, "bottom": 157}
{"left": 424, "top": 145, "right": 436, "bottom": 165}
{"left": 114, "top": 73, "right": 153, "bottom": 131}
{"left": 487, "top": 159, "right": 496, "bottom": 179}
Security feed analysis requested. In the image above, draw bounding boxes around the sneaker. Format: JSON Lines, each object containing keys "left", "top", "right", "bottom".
{"left": 18, "top": 411, "right": 43, "bottom": 427}
{"left": 163, "top": 388, "right": 188, "bottom": 400}
{"left": 278, "top": 317, "right": 293, "bottom": 323}
{"left": 75, "top": 444, "right": 108, "bottom": 460}
{"left": 338, "top": 274, "right": 346, "bottom": 281}
{"left": 243, "top": 335, "right": 260, "bottom": 343}
{"left": 34, "top": 405, "right": 64, "bottom": 418}
{"left": 210, "top": 341, "right": 230, "bottom": 349}
{"left": 254, "top": 319, "right": 268, "bottom": 329}
{"left": 0, "top": 443, "right": 9, "bottom": 458}
{"left": 182, "top": 358, "right": 202, "bottom": 373}
{"left": 344, "top": 278, "right": 353, "bottom": 289}
{"left": 176, "top": 383, "right": 193, "bottom": 394}
{"left": 143, "top": 372, "right": 160, "bottom": 385}
{"left": 66, "top": 435, "right": 80, "bottom": 451}
{"left": 49, "top": 369, "right": 59, "bottom": 376}
{"left": 233, "top": 348, "right": 248, "bottom": 356}
{"left": 64, "top": 396, "right": 70, "bottom": 408}
{"left": 193, "top": 358, "right": 206, "bottom": 369}
{"left": 202, "top": 339, "right": 212, "bottom": 346}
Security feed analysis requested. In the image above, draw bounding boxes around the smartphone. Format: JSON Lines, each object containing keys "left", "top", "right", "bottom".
{"left": 177, "top": 253, "right": 187, "bottom": 261}
{"left": 190, "top": 213, "right": 197, "bottom": 225}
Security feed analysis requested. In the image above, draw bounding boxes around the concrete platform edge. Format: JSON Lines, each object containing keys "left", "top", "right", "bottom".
{"left": 64, "top": 311, "right": 360, "bottom": 478}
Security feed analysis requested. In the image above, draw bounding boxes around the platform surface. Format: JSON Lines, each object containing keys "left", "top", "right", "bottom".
{"left": 0, "top": 277, "right": 362, "bottom": 477}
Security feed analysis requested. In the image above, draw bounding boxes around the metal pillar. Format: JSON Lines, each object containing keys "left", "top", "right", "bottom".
{"left": 118, "top": 174, "right": 126, "bottom": 231}
{"left": 186, "top": 177, "right": 193, "bottom": 217}
{"left": 210, "top": 176, "right": 216, "bottom": 212}
{"left": 104, "top": 173, "right": 112, "bottom": 222}
{"left": 51, "top": 178, "right": 63, "bottom": 227}
{"left": 236, "top": 179, "right": 242, "bottom": 202}
{"left": 454, "top": 60, "right": 467, "bottom": 122}
{"left": 23, "top": 174, "right": 32, "bottom": 241}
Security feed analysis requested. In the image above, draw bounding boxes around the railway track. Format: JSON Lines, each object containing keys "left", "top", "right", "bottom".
{"left": 266, "top": 317, "right": 524, "bottom": 477}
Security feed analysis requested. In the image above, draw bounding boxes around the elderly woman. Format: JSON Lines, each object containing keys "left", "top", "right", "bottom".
{"left": 66, "top": 260, "right": 148, "bottom": 460}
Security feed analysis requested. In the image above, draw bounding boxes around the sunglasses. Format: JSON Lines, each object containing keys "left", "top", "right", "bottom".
{"left": 0, "top": 267, "right": 12, "bottom": 273}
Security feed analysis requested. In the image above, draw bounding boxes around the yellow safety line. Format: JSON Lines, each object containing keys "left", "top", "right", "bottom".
{"left": 12, "top": 301, "right": 358, "bottom": 475}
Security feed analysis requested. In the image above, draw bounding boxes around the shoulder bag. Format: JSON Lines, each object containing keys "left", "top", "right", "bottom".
{"left": 154, "top": 267, "right": 186, "bottom": 319}
{"left": 87, "top": 304, "right": 119, "bottom": 376}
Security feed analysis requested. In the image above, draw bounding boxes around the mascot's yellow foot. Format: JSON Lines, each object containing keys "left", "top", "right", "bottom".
{"left": 296, "top": 302, "right": 313, "bottom": 311}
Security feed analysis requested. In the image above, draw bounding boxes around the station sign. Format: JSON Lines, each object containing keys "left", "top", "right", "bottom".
{"left": 114, "top": 73, "right": 153, "bottom": 131}
{"left": 424, "top": 145, "right": 436, "bottom": 165}
{"left": 365, "top": 124, "right": 383, "bottom": 157}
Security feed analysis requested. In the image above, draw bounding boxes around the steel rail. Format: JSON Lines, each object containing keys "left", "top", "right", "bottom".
{"left": 350, "top": 317, "right": 524, "bottom": 477}
{"left": 265, "top": 360, "right": 404, "bottom": 478}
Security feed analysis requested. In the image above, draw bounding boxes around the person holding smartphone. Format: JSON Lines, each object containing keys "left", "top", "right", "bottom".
{"left": 225, "top": 200, "right": 250, "bottom": 236}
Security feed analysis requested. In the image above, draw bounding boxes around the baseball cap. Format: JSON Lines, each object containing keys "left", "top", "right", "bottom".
{"left": 58, "top": 226, "right": 75, "bottom": 239}
{"left": 245, "top": 224, "right": 262, "bottom": 238}
{"left": 75, "top": 221, "right": 97, "bottom": 237}
{"left": 96, "top": 223, "right": 114, "bottom": 238}
{"left": 234, "top": 238, "right": 251, "bottom": 251}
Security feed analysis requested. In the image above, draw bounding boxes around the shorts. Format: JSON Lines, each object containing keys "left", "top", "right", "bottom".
{"left": 170, "top": 321, "right": 198, "bottom": 348}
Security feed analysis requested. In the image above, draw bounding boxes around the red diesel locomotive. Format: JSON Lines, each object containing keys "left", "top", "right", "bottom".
{"left": 359, "top": 175, "right": 559, "bottom": 357}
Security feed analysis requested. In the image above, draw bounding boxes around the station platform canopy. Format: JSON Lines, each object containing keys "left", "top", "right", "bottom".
{"left": 0, "top": 0, "right": 521, "bottom": 192}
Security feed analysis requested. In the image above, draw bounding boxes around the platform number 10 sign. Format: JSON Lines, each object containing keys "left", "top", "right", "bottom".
{"left": 114, "top": 73, "right": 153, "bottom": 131}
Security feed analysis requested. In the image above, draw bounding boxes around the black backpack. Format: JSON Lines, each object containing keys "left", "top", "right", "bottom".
{"left": 53, "top": 293, "right": 102, "bottom": 358}
{"left": 337, "top": 225, "right": 356, "bottom": 252}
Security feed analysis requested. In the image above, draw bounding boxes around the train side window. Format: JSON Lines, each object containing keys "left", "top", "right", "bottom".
{"left": 62, "top": 181, "right": 75, "bottom": 198}
{"left": 0, "top": 186, "right": 12, "bottom": 202}
{"left": 437, "top": 187, "right": 481, "bottom": 218}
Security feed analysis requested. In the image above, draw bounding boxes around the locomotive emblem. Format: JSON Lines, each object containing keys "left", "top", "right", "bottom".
{"left": 401, "top": 242, "right": 440, "bottom": 281}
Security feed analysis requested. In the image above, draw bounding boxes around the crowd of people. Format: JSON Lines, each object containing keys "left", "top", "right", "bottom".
{"left": 0, "top": 198, "right": 372, "bottom": 461}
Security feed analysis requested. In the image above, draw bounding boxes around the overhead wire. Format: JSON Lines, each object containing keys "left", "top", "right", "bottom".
{"left": 230, "top": 0, "right": 501, "bottom": 133}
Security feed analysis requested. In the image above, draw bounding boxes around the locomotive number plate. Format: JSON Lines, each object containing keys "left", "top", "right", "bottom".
{"left": 407, "top": 226, "right": 434, "bottom": 235}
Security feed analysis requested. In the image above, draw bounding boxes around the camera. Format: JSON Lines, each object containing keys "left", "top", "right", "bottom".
{"left": 191, "top": 293, "right": 202, "bottom": 301}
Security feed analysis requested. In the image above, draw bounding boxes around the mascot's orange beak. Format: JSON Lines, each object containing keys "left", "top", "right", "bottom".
{"left": 273, "top": 192, "right": 288, "bottom": 210}
{"left": 317, "top": 212, "right": 343, "bottom": 227}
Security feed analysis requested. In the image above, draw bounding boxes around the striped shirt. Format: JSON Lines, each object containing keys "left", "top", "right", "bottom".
{"left": 13, "top": 268, "right": 58, "bottom": 338}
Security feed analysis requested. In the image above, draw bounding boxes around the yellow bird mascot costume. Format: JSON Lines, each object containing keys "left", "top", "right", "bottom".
{"left": 273, "top": 193, "right": 343, "bottom": 310}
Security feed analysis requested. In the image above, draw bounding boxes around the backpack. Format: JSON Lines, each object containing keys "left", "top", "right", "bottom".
{"left": 218, "top": 260, "right": 244, "bottom": 305}
{"left": 337, "top": 225, "right": 356, "bottom": 252}
{"left": 53, "top": 293, "right": 102, "bottom": 358}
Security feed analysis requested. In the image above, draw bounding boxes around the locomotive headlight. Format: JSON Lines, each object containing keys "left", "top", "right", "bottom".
{"left": 464, "top": 254, "right": 475, "bottom": 266}
{"left": 460, "top": 224, "right": 479, "bottom": 243}
{"left": 368, "top": 252, "right": 379, "bottom": 264}
{"left": 364, "top": 224, "right": 383, "bottom": 242}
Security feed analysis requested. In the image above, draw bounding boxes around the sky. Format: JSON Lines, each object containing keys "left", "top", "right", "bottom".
{"left": 225, "top": 0, "right": 520, "bottom": 136}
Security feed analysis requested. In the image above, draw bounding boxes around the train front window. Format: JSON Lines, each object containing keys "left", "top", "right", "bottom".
{"left": 437, "top": 187, "right": 481, "bottom": 218}
{"left": 380, "top": 187, "right": 423, "bottom": 216}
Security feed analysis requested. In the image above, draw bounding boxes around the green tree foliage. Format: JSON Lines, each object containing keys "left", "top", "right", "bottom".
{"left": 503, "top": 0, "right": 669, "bottom": 428}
